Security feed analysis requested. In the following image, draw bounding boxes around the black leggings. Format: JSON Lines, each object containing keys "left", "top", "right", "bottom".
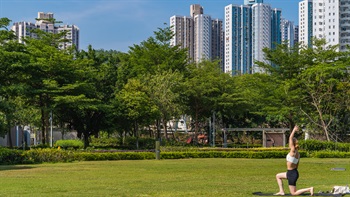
{"left": 287, "top": 168, "right": 299, "bottom": 186}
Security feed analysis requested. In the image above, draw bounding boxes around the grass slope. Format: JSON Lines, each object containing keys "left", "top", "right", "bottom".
{"left": 0, "top": 158, "right": 348, "bottom": 196}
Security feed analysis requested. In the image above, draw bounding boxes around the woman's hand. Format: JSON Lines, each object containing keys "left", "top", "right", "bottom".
{"left": 292, "top": 125, "right": 299, "bottom": 133}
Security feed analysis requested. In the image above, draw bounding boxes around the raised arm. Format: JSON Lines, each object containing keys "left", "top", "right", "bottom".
{"left": 289, "top": 125, "right": 299, "bottom": 149}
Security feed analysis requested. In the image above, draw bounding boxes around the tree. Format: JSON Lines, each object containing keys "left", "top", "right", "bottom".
{"left": 0, "top": 18, "right": 30, "bottom": 146}
{"left": 117, "top": 26, "right": 188, "bottom": 90}
{"left": 143, "top": 70, "right": 184, "bottom": 139}
{"left": 297, "top": 40, "right": 350, "bottom": 141}
{"left": 23, "top": 27, "right": 79, "bottom": 145}
{"left": 114, "top": 26, "right": 188, "bottom": 142}
{"left": 55, "top": 46, "right": 121, "bottom": 148}
{"left": 183, "top": 60, "right": 232, "bottom": 133}
{"left": 229, "top": 73, "right": 284, "bottom": 128}
{"left": 115, "top": 78, "right": 158, "bottom": 148}
{"left": 257, "top": 39, "right": 350, "bottom": 141}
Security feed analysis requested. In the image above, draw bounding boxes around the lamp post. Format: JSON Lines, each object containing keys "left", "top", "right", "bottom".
{"left": 50, "top": 111, "right": 53, "bottom": 147}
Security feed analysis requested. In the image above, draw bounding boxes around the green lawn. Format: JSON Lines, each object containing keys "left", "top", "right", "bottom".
{"left": 0, "top": 158, "right": 348, "bottom": 196}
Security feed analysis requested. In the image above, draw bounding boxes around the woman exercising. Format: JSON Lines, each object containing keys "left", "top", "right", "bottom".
{"left": 275, "top": 125, "right": 314, "bottom": 196}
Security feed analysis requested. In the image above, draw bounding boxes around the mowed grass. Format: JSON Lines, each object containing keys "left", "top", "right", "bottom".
{"left": 0, "top": 158, "right": 349, "bottom": 197}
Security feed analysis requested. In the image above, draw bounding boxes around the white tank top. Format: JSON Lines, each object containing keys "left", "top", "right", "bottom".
{"left": 286, "top": 153, "right": 299, "bottom": 164}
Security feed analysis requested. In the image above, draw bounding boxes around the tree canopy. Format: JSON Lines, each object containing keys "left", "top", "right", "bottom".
{"left": 0, "top": 16, "right": 349, "bottom": 147}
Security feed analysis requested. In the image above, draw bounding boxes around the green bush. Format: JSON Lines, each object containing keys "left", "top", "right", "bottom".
{"left": 123, "top": 137, "right": 155, "bottom": 150}
{"left": 299, "top": 140, "right": 350, "bottom": 152}
{"left": 160, "top": 150, "right": 307, "bottom": 159}
{"left": 55, "top": 140, "right": 84, "bottom": 150}
{"left": 227, "top": 144, "right": 262, "bottom": 148}
{"left": 3, "top": 147, "right": 350, "bottom": 165}
{"left": 90, "top": 137, "right": 120, "bottom": 149}
{"left": 75, "top": 152, "right": 155, "bottom": 161}
{"left": 160, "top": 146, "right": 290, "bottom": 152}
{"left": 311, "top": 151, "right": 350, "bottom": 158}
{"left": 30, "top": 144, "right": 50, "bottom": 149}
{"left": 0, "top": 148, "right": 24, "bottom": 164}
{"left": 23, "top": 149, "right": 76, "bottom": 163}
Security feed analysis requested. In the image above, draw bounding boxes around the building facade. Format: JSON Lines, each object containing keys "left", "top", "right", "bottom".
{"left": 298, "top": 0, "right": 313, "bottom": 47}
{"left": 251, "top": 3, "right": 273, "bottom": 73}
{"left": 225, "top": 0, "right": 282, "bottom": 75}
{"left": 299, "top": 0, "right": 350, "bottom": 51}
{"left": 271, "top": 8, "right": 282, "bottom": 49}
{"left": 211, "top": 19, "right": 224, "bottom": 71}
{"left": 224, "top": 4, "right": 252, "bottom": 75}
{"left": 194, "top": 14, "right": 212, "bottom": 62}
{"left": 170, "top": 16, "right": 194, "bottom": 60}
{"left": 170, "top": 5, "right": 224, "bottom": 68}
{"left": 11, "top": 12, "right": 79, "bottom": 50}
{"left": 294, "top": 25, "right": 299, "bottom": 45}
{"left": 281, "top": 18, "right": 295, "bottom": 47}
{"left": 339, "top": 0, "right": 350, "bottom": 51}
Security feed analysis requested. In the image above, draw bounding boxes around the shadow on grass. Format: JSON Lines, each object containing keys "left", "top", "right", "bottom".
{"left": 0, "top": 165, "right": 35, "bottom": 171}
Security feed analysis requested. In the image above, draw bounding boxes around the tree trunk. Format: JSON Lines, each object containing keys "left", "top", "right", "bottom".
{"left": 83, "top": 131, "right": 89, "bottom": 149}
{"left": 134, "top": 121, "right": 139, "bottom": 149}
{"left": 163, "top": 118, "right": 168, "bottom": 139}
{"left": 7, "top": 120, "right": 12, "bottom": 148}
{"left": 156, "top": 119, "right": 161, "bottom": 141}
{"left": 41, "top": 108, "right": 46, "bottom": 145}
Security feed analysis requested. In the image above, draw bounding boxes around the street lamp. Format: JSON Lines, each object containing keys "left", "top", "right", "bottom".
{"left": 49, "top": 111, "right": 53, "bottom": 147}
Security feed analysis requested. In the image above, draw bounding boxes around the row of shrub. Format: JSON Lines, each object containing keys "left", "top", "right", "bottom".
{"left": 31, "top": 137, "right": 156, "bottom": 150}
{"left": 49, "top": 138, "right": 350, "bottom": 152}
{"left": 299, "top": 139, "right": 350, "bottom": 152}
{"left": 89, "top": 137, "right": 155, "bottom": 150}
{"left": 0, "top": 148, "right": 157, "bottom": 165}
{"left": 160, "top": 146, "right": 290, "bottom": 152}
{"left": 5, "top": 147, "right": 350, "bottom": 165}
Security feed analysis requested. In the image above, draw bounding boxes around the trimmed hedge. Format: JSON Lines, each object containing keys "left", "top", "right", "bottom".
{"left": 299, "top": 140, "right": 350, "bottom": 152}
{"left": 24, "top": 149, "right": 76, "bottom": 163}
{"left": 89, "top": 137, "right": 156, "bottom": 150}
{"left": 75, "top": 152, "right": 155, "bottom": 161}
{"left": 310, "top": 151, "right": 350, "bottom": 158}
{"left": 160, "top": 150, "right": 306, "bottom": 159}
{"left": 90, "top": 137, "right": 119, "bottom": 149}
{"left": 55, "top": 140, "right": 84, "bottom": 150}
{"left": 0, "top": 148, "right": 25, "bottom": 164}
{"left": 161, "top": 147, "right": 290, "bottom": 152}
{"left": 1, "top": 144, "right": 350, "bottom": 165}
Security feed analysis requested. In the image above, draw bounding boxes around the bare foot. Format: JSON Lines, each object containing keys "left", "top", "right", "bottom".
{"left": 310, "top": 187, "right": 314, "bottom": 196}
{"left": 274, "top": 192, "right": 285, "bottom": 196}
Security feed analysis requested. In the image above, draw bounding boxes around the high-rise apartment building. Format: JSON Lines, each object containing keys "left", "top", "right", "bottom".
{"left": 244, "top": 0, "right": 264, "bottom": 6}
{"left": 190, "top": 4, "right": 203, "bottom": 17}
{"left": 251, "top": 3, "right": 273, "bottom": 73}
{"left": 299, "top": 0, "right": 350, "bottom": 51}
{"left": 57, "top": 25, "right": 80, "bottom": 50}
{"left": 281, "top": 18, "right": 295, "bottom": 48}
{"left": 170, "top": 5, "right": 224, "bottom": 68}
{"left": 225, "top": 0, "right": 282, "bottom": 75}
{"left": 170, "top": 16, "right": 194, "bottom": 59}
{"left": 294, "top": 25, "right": 299, "bottom": 45}
{"left": 194, "top": 14, "right": 212, "bottom": 62}
{"left": 11, "top": 22, "right": 38, "bottom": 40}
{"left": 11, "top": 12, "right": 80, "bottom": 50}
{"left": 339, "top": 1, "right": 350, "bottom": 51}
{"left": 298, "top": 0, "right": 313, "bottom": 47}
{"left": 271, "top": 8, "right": 282, "bottom": 49}
{"left": 211, "top": 19, "right": 224, "bottom": 69}
{"left": 224, "top": 5, "right": 252, "bottom": 75}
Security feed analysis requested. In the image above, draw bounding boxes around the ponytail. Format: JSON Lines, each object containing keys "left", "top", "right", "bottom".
{"left": 293, "top": 137, "right": 299, "bottom": 149}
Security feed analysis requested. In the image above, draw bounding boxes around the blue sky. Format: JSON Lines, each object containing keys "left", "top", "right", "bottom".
{"left": 0, "top": 0, "right": 300, "bottom": 52}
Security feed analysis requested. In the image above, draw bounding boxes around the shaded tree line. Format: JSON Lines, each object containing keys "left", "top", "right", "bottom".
{"left": 0, "top": 17, "right": 349, "bottom": 149}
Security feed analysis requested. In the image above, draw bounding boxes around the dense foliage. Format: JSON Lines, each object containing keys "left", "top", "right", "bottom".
{"left": 4, "top": 141, "right": 350, "bottom": 164}
{"left": 0, "top": 16, "right": 349, "bottom": 150}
